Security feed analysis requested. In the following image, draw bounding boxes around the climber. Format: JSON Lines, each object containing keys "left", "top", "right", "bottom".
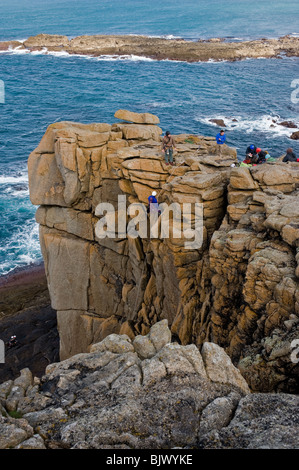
{"left": 245, "top": 144, "right": 258, "bottom": 160}
{"left": 162, "top": 131, "right": 176, "bottom": 166}
{"left": 240, "top": 154, "right": 253, "bottom": 167}
{"left": 282, "top": 148, "right": 298, "bottom": 163}
{"left": 255, "top": 148, "right": 267, "bottom": 164}
{"left": 147, "top": 191, "right": 161, "bottom": 215}
{"left": 7, "top": 335, "right": 18, "bottom": 349}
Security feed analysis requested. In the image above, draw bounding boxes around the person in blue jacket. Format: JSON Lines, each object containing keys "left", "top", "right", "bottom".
{"left": 216, "top": 130, "right": 226, "bottom": 154}
{"left": 147, "top": 191, "right": 161, "bottom": 215}
{"left": 216, "top": 129, "right": 226, "bottom": 144}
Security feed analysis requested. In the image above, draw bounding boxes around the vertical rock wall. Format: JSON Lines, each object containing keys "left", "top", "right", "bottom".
{"left": 28, "top": 110, "right": 299, "bottom": 392}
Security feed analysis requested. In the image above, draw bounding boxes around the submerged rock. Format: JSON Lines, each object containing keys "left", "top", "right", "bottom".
{"left": 278, "top": 121, "right": 297, "bottom": 128}
{"left": 209, "top": 118, "right": 226, "bottom": 127}
{"left": 290, "top": 131, "right": 299, "bottom": 140}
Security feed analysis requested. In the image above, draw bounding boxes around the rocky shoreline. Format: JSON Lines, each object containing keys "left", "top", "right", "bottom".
{"left": 1, "top": 33, "right": 299, "bottom": 61}
{"left": 0, "top": 263, "right": 59, "bottom": 383}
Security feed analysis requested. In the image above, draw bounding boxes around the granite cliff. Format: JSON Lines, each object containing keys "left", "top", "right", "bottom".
{"left": 28, "top": 109, "right": 299, "bottom": 394}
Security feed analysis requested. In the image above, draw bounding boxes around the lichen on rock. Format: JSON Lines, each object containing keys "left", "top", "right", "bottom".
{"left": 0, "top": 321, "right": 298, "bottom": 449}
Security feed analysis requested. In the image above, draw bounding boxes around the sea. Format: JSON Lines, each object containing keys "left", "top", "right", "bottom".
{"left": 0, "top": 0, "right": 298, "bottom": 276}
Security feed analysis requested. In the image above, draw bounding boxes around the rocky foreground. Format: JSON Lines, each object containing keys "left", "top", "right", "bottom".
{"left": 0, "top": 320, "right": 298, "bottom": 449}
{"left": 1, "top": 33, "right": 299, "bottom": 61}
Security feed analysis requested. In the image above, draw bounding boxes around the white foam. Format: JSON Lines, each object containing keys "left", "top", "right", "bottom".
{"left": 196, "top": 114, "right": 299, "bottom": 137}
{"left": 206, "top": 58, "right": 229, "bottom": 63}
{"left": 128, "top": 33, "right": 182, "bottom": 40}
{"left": 95, "top": 54, "right": 154, "bottom": 62}
{"left": 30, "top": 47, "right": 48, "bottom": 55}
{"left": 11, "top": 38, "right": 28, "bottom": 43}
{"left": 9, "top": 45, "right": 30, "bottom": 54}
{"left": 0, "top": 174, "right": 28, "bottom": 185}
{"left": 10, "top": 188, "right": 29, "bottom": 197}
{"left": 0, "top": 221, "right": 41, "bottom": 276}
{"left": 6, "top": 45, "right": 156, "bottom": 62}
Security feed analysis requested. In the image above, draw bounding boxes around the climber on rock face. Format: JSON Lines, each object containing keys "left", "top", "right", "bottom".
{"left": 7, "top": 335, "right": 18, "bottom": 349}
{"left": 162, "top": 131, "right": 176, "bottom": 166}
{"left": 147, "top": 191, "right": 161, "bottom": 215}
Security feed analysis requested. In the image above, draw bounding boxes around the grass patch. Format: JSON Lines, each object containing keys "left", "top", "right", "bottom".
{"left": 8, "top": 410, "right": 23, "bottom": 419}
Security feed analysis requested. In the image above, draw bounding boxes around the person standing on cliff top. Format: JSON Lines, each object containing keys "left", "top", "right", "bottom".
{"left": 162, "top": 131, "right": 176, "bottom": 166}
{"left": 216, "top": 129, "right": 226, "bottom": 155}
{"left": 216, "top": 129, "right": 226, "bottom": 145}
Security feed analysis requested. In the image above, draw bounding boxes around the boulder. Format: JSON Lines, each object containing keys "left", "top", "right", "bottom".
{"left": 290, "top": 131, "right": 299, "bottom": 140}
{"left": 209, "top": 119, "right": 226, "bottom": 127}
{"left": 24, "top": 34, "right": 70, "bottom": 48}
{"left": 278, "top": 121, "right": 297, "bottom": 128}
{"left": 114, "top": 109, "right": 160, "bottom": 125}
{"left": 198, "top": 393, "right": 299, "bottom": 449}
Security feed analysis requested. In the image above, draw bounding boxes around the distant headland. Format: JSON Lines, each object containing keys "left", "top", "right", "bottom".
{"left": 1, "top": 33, "right": 299, "bottom": 62}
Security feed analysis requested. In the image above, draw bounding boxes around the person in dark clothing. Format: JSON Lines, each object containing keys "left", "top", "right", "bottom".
{"left": 256, "top": 150, "right": 267, "bottom": 164}
{"left": 162, "top": 131, "right": 176, "bottom": 165}
{"left": 246, "top": 144, "right": 257, "bottom": 157}
{"left": 282, "top": 148, "right": 298, "bottom": 163}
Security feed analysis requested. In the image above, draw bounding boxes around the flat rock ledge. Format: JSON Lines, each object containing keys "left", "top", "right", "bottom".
{"left": 0, "top": 34, "right": 299, "bottom": 62}
{"left": 0, "top": 321, "right": 298, "bottom": 449}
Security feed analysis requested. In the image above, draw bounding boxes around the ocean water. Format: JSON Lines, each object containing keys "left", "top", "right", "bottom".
{"left": 0, "top": 0, "right": 298, "bottom": 276}
{"left": 0, "top": 0, "right": 299, "bottom": 41}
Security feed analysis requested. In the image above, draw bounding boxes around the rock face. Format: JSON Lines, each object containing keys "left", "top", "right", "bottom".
{"left": 0, "top": 321, "right": 298, "bottom": 449}
{"left": 1, "top": 34, "right": 299, "bottom": 62}
{"left": 28, "top": 110, "right": 299, "bottom": 394}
